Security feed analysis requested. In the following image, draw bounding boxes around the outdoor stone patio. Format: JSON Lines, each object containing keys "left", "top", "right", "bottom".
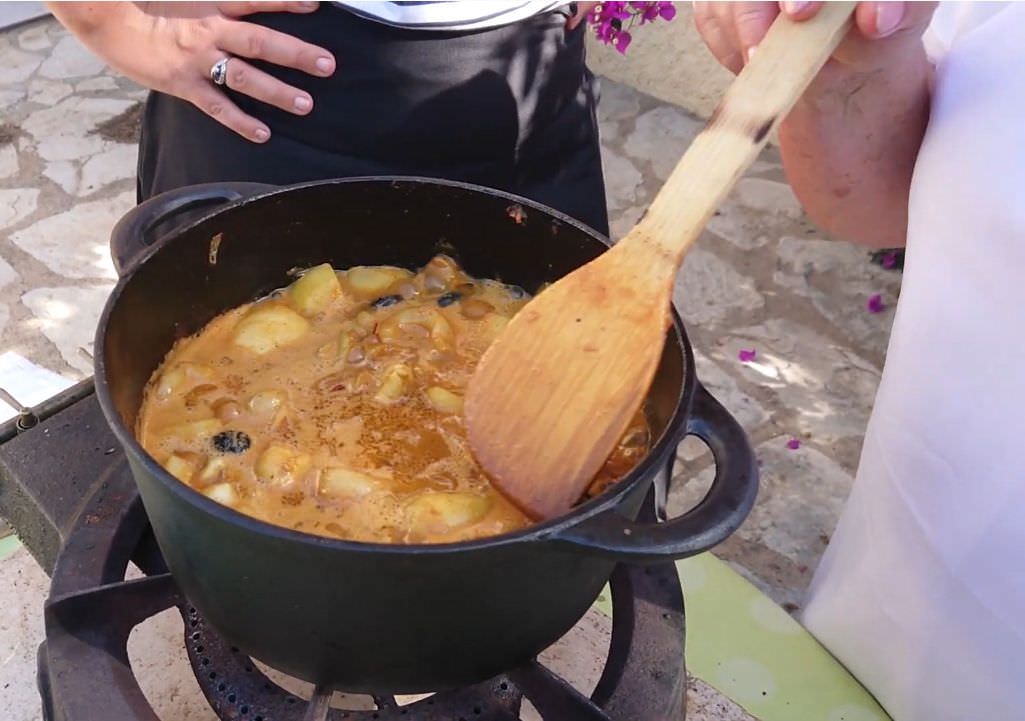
{"left": 0, "top": 15, "right": 903, "bottom": 721}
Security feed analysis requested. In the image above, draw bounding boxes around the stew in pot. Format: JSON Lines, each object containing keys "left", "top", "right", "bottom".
{"left": 136, "top": 255, "right": 651, "bottom": 544}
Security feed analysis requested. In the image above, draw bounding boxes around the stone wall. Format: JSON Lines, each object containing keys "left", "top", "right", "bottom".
{"left": 585, "top": 4, "right": 733, "bottom": 120}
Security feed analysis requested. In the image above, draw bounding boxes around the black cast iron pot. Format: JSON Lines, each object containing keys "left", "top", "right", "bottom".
{"left": 95, "top": 178, "right": 758, "bottom": 693}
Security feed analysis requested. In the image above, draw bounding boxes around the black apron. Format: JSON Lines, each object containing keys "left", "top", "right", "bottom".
{"left": 137, "top": 5, "right": 609, "bottom": 235}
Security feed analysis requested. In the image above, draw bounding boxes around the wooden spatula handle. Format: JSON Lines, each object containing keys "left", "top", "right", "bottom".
{"left": 634, "top": 2, "right": 855, "bottom": 262}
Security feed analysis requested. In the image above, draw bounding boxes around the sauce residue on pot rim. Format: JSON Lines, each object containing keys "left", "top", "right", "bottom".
{"left": 136, "top": 255, "right": 651, "bottom": 544}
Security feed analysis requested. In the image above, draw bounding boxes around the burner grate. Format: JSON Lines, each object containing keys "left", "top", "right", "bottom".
{"left": 184, "top": 602, "right": 523, "bottom": 720}
{"left": 3, "top": 387, "right": 686, "bottom": 721}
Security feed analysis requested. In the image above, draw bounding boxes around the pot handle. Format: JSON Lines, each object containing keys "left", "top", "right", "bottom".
{"left": 550, "top": 383, "right": 758, "bottom": 563}
{"left": 110, "top": 182, "right": 276, "bottom": 276}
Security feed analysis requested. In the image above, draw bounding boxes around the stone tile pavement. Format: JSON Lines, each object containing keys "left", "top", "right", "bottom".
{"left": 0, "top": 16, "right": 904, "bottom": 721}
{"left": 0, "top": 20, "right": 143, "bottom": 380}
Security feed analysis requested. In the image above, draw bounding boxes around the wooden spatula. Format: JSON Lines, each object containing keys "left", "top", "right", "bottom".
{"left": 464, "top": 3, "right": 856, "bottom": 520}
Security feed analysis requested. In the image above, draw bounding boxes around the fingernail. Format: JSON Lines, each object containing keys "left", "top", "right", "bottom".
{"left": 254, "top": 128, "right": 269, "bottom": 142}
{"left": 746, "top": 45, "right": 758, "bottom": 63}
{"left": 874, "top": 1, "right": 903, "bottom": 36}
{"left": 783, "top": 1, "right": 808, "bottom": 15}
{"left": 299, "top": 1, "right": 318, "bottom": 9}
{"left": 293, "top": 95, "right": 312, "bottom": 112}
{"left": 315, "top": 57, "right": 333, "bottom": 74}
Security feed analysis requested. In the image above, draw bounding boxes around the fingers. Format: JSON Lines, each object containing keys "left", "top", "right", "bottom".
{"left": 217, "top": 1, "right": 319, "bottom": 18}
{"left": 215, "top": 21, "right": 336, "bottom": 77}
{"left": 900, "top": 1, "right": 939, "bottom": 30}
{"left": 694, "top": 2, "right": 782, "bottom": 73}
{"left": 855, "top": 1, "right": 902, "bottom": 38}
{"left": 853, "top": 1, "right": 936, "bottom": 38}
{"left": 730, "top": 2, "right": 779, "bottom": 62}
{"left": 781, "top": 1, "right": 936, "bottom": 40}
{"left": 189, "top": 82, "right": 271, "bottom": 143}
{"left": 222, "top": 56, "right": 314, "bottom": 115}
{"left": 696, "top": 0, "right": 938, "bottom": 78}
{"left": 778, "top": 1, "right": 824, "bottom": 20}
{"left": 693, "top": 3, "right": 745, "bottom": 74}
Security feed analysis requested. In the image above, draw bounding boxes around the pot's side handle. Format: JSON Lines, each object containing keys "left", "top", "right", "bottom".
{"left": 550, "top": 383, "right": 758, "bottom": 564}
{"left": 110, "top": 182, "right": 276, "bottom": 276}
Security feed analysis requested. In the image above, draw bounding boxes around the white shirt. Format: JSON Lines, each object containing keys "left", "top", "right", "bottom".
{"left": 334, "top": 1, "right": 566, "bottom": 30}
{"left": 802, "top": 3, "right": 1025, "bottom": 720}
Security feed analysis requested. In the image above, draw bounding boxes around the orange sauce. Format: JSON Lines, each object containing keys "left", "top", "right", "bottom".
{"left": 137, "top": 256, "right": 650, "bottom": 544}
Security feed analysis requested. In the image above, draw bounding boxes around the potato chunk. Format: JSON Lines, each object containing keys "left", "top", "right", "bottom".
{"left": 408, "top": 492, "right": 490, "bottom": 534}
{"left": 346, "top": 266, "right": 411, "bottom": 298}
{"left": 320, "top": 467, "right": 381, "bottom": 499}
{"left": 420, "top": 255, "right": 460, "bottom": 291}
{"left": 248, "top": 390, "right": 284, "bottom": 417}
{"left": 289, "top": 263, "right": 342, "bottom": 316}
{"left": 373, "top": 363, "right": 412, "bottom": 404}
{"left": 256, "top": 444, "right": 312, "bottom": 486}
{"left": 203, "top": 482, "right": 239, "bottom": 507}
{"left": 212, "top": 397, "right": 241, "bottom": 423}
{"left": 233, "top": 304, "right": 310, "bottom": 355}
{"left": 337, "top": 330, "right": 360, "bottom": 363}
{"left": 460, "top": 298, "right": 493, "bottom": 320}
{"left": 317, "top": 329, "right": 357, "bottom": 362}
{"left": 155, "top": 362, "right": 215, "bottom": 400}
{"left": 163, "top": 454, "right": 197, "bottom": 483}
{"left": 425, "top": 386, "right": 463, "bottom": 415}
{"left": 197, "top": 456, "right": 228, "bottom": 485}
{"left": 377, "top": 306, "right": 452, "bottom": 350}
{"left": 167, "top": 418, "right": 222, "bottom": 441}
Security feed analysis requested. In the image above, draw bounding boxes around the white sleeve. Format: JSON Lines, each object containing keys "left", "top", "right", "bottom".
{"left": 922, "top": 1, "right": 1013, "bottom": 64}
{"left": 922, "top": 2, "right": 960, "bottom": 64}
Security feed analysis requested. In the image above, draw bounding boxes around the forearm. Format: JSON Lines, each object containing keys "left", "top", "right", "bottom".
{"left": 779, "top": 46, "right": 932, "bottom": 248}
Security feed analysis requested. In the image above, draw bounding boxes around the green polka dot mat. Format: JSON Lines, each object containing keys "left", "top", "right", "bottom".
{"left": 594, "top": 554, "right": 891, "bottom": 721}
{"left": 2, "top": 536, "right": 889, "bottom": 720}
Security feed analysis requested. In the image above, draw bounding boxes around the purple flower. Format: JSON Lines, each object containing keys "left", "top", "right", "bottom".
{"left": 615, "top": 29, "right": 632, "bottom": 53}
{"left": 738, "top": 348, "right": 757, "bottom": 363}
{"left": 596, "top": 1, "right": 631, "bottom": 22}
{"left": 591, "top": 2, "right": 676, "bottom": 52}
{"left": 881, "top": 252, "right": 897, "bottom": 269}
{"left": 787, "top": 438, "right": 801, "bottom": 450}
{"left": 594, "top": 21, "right": 616, "bottom": 43}
{"left": 628, "top": 1, "right": 675, "bottom": 22}
{"left": 608, "top": 1, "right": 632, "bottom": 19}
{"left": 867, "top": 293, "right": 886, "bottom": 313}
{"left": 631, "top": 1, "right": 660, "bottom": 22}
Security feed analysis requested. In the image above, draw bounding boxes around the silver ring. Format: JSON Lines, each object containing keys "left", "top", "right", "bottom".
{"left": 209, "top": 56, "right": 231, "bottom": 86}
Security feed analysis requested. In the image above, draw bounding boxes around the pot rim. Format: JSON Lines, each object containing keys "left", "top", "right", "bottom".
{"left": 95, "top": 176, "right": 696, "bottom": 555}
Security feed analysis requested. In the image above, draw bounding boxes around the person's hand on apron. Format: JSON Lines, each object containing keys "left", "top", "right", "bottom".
{"left": 47, "top": 1, "right": 337, "bottom": 143}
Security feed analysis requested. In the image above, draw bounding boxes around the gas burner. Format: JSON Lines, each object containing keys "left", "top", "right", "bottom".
{"left": 1, "top": 384, "right": 687, "bottom": 721}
